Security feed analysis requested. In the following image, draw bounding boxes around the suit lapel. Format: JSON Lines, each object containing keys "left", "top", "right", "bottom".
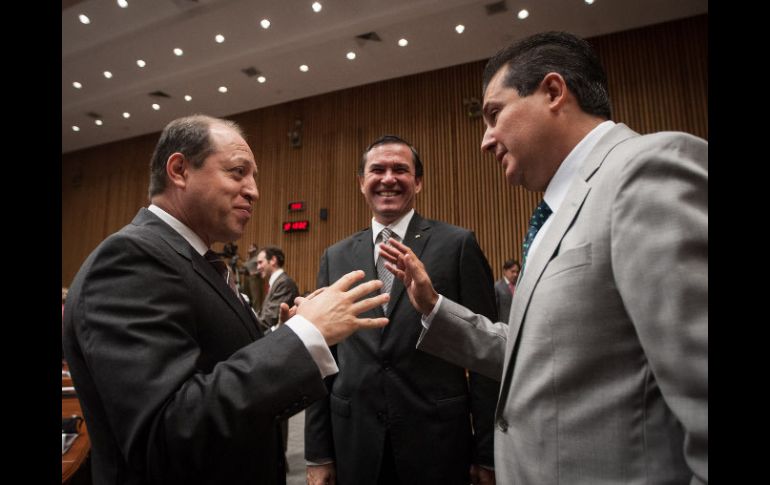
{"left": 500, "top": 124, "right": 638, "bottom": 395}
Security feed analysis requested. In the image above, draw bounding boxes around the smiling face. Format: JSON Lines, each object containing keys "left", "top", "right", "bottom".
{"left": 480, "top": 65, "right": 561, "bottom": 192}
{"left": 358, "top": 142, "right": 423, "bottom": 225}
{"left": 255, "top": 250, "right": 277, "bottom": 279}
{"left": 182, "top": 123, "right": 259, "bottom": 245}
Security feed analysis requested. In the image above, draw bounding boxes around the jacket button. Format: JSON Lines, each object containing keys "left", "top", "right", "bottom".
{"left": 497, "top": 419, "right": 508, "bottom": 432}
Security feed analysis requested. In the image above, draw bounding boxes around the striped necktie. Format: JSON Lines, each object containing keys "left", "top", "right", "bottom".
{"left": 376, "top": 227, "right": 398, "bottom": 311}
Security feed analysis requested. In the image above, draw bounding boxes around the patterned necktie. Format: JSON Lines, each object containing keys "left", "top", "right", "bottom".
{"left": 205, "top": 250, "right": 241, "bottom": 300}
{"left": 521, "top": 199, "right": 553, "bottom": 272}
{"left": 376, "top": 227, "right": 397, "bottom": 312}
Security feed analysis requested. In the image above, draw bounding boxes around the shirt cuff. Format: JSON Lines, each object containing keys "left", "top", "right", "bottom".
{"left": 284, "top": 315, "right": 339, "bottom": 378}
{"left": 306, "top": 459, "right": 335, "bottom": 466}
{"left": 420, "top": 294, "right": 444, "bottom": 329}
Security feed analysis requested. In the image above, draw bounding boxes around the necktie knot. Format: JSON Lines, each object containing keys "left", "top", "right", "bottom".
{"left": 205, "top": 250, "right": 241, "bottom": 299}
{"left": 521, "top": 199, "right": 553, "bottom": 270}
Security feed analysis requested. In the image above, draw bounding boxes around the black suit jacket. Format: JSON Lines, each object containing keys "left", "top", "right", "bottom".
{"left": 494, "top": 278, "right": 513, "bottom": 324}
{"left": 304, "top": 213, "right": 499, "bottom": 485}
{"left": 255, "top": 272, "right": 300, "bottom": 334}
{"left": 63, "top": 208, "right": 326, "bottom": 485}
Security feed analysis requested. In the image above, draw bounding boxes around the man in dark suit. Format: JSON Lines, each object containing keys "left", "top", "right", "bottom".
{"left": 62, "top": 115, "right": 389, "bottom": 485}
{"left": 255, "top": 245, "right": 300, "bottom": 334}
{"left": 304, "top": 135, "right": 499, "bottom": 485}
{"left": 380, "top": 32, "right": 707, "bottom": 484}
{"left": 493, "top": 259, "right": 519, "bottom": 323}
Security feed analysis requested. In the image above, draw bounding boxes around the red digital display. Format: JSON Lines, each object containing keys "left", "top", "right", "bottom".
{"left": 282, "top": 220, "right": 310, "bottom": 233}
{"left": 288, "top": 201, "right": 305, "bottom": 211}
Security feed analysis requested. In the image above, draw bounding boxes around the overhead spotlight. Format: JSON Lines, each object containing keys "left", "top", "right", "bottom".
{"left": 260, "top": 19, "right": 271, "bottom": 29}
{"left": 173, "top": 47, "right": 184, "bottom": 56}
{"left": 585, "top": 0, "right": 595, "bottom": 4}
{"left": 215, "top": 34, "right": 225, "bottom": 43}
{"left": 95, "top": 119, "right": 103, "bottom": 126}
{"left": 117, "top": 0, "right": 128, "bottom": 8}
{"left": 257, "top": 76, "right": 266, "bottom": 83}
{"left": 152, "top": 103, "right": 160, "bottom": 110}
{"left": 398, "top": 38, "right": 408, "bottom": 47}
{"left": 136, "top": 59, "right": 146, "bottom": 67}
{"left": 122, "top": 112, "right": 131, "bottom": 119}
{"left": 218, "top": 86, "right": 228, "bottom": 93}
{"left": 103, "top": 71, "right": 113, "bottom": 79}
{"left": 346, "top": 51, "right": 356, "bottom": 60}
{"left": 455, "top": 24, "right": 465, "bottom": 34}
{"left": 78, "top": 14, "right": 90, "bottom": 24}
{"left": 312, "top": 2, "right": 322, "bottom": 13}
{"left": 184, "top": 95, "right": 192, "bottom": 102}
{"left": 518, "top": 9, "right": 529, "bottom": 20}
{"left": 73, "top": 81, "right": 82, "bottom": 89}
{"left": 299, "top": 64, "right": 309, "bottom": 72}
{"left": 72, "top": 126, "right": 80, "bottom": 132}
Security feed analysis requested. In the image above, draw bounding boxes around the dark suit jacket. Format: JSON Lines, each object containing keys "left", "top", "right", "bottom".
{"left": 494, "top": 278, "right": 513, "bottom": 324}
{"left": 62, "top": 208, "right": 327, "bottom": 485}
{"left": 255, "top": 272, "right": 300, "bottom": 334}
{"left": 304, "top": 212, "right": 499, "bottom": 485}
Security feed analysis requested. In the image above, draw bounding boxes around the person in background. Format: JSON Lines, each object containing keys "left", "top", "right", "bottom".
{"left": 493, "top": 259, "right": 519, "bottom": 323}
{"left": 255, "top": 245, "right": 300, "bottom": 334}
{"left": 305, "top": 135, "right": 499, "bottom": 485}
{"left": 63, "top": 114, "right": 389, "bottom": 485}
{"left": 244, "top": 243, "right": 266, "bottom": 311}
{"left": 380, "top": 31, "right": 707, "bottom": 484}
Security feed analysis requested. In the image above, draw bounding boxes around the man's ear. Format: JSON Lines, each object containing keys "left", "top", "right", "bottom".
{"left": 166, "top": 153, "right": 188, "bottom": 188}
{"left": 541, "top": 72, "right": 568, "bottom": 111}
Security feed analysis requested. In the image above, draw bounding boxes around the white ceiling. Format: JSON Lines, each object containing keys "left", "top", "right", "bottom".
{"left": 62, "top": 0, "right": 708, "bottom": 154}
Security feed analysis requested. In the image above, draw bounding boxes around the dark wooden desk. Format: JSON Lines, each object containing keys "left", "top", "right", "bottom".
{"left": 62, "top": 367, "right": 90, "bottom": 484}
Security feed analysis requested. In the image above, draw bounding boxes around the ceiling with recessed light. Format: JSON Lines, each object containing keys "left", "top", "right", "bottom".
{"left": 62, "top": 0, "right": 707, "bottom": 153}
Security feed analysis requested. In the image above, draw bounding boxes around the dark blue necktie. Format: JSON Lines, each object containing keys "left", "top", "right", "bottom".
{"left": 521, "top": 200, "right": 552, "bottom": 271}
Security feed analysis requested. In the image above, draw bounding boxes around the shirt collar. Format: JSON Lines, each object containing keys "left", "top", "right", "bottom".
{"left": 371, "top": 208, "right": 414, "bottom": 243}
{"left": 543, "top": 120, "right": 615, "bottom": 214}
{"left": 269, "top": 268, "right": 285, "bottom": 288}
{"left": 148, "top": 204, "right": 208, "bottom": 256}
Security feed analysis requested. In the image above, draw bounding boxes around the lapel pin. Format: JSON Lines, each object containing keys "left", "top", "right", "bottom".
{"left": 415, "top": 234, "right": 421, "bottom": 239}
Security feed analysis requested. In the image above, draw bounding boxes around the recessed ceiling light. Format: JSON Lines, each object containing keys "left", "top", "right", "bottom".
{"left": 95, "top": 119, "right": 103, "bottom": 126}
{"left": 173, "top": 48, "right": 184, "bottom": 56}
{"left": 518, "top": 9, "right": 529, "bottom": 20}
{"left": 103, "top": 71, "right": 113, "bottom": 79}
{"left": 312, "top": 2, "right": 322, "bottom": 13}
{"left": 136, "top": 59, "right": 146, "bottom": 68}
{"left": 72, "top": 81, "right": 82, "bottom": 89}
{"left": 260, "top": 19, "right": 271, "bottom": 29}
{"left": 398, "top": 38, "right": 408, "bottom": 47}
{"left": 215, "top": 34, "right": 225, "bottom": 43}
{"left": 122, "top": 112, "right": 131, "bottom": 119}
{"left": 455, "top": 24, "right": 465, "bottom": 34}
{"left": 299, "top": 64, "right": 309, "bottom": 72}
{"left": 78, "top": 14, "right": 90, "bottom": 25}
{"left": 152, "top": 103, "right": 160, "bottom": 110}
{"left": 184, "top": 95, "right": 192, "bottom": 102}
{"left": 585, "top": 0, "right": 595, "bottom": 4}
{"left": 346, "top": 51, "right": 356, "bottom": 60}
{"left": 72, "top": 126, "right": 80, "bottom": 132}
{"left": 257, "top": 76, "right": 266, "bottom": 83}
{"left": 218, "top": 86, "right": 228, "bottom": 93}
{"left": 117, "top": 0, "right": 128, "bottom": 8}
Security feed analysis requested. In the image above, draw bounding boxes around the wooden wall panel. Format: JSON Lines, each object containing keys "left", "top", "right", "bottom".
{"left": 62, "top": 15, "right": 707, "bottom": 294}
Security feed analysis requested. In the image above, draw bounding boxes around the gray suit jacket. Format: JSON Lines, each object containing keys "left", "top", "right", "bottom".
{"left": 63, "top": 208, "right": 326, "bottom": 485}
{"left": 255, "top": 271, "right": 300, "bottom": 333}
{"left": 417, "top": 125, "right": 708, "bottom": 484}
{"left": 305, "top": 213, "right": 500, "bottom": 485}
{"left": 494, "top": 278, "right": 513, "bottom": 324}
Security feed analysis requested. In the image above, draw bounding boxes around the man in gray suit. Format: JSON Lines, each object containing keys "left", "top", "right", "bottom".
{"left": 63, "top": 114, "right": 389, "bottom": 485}
{"left": 255, "top": 245, "right": 300, "bottom": 334}
{"left": 493, "top": 259, "right": 519, "bottom": 323}
{"left": 381, "top": 32, "right": 707, "bottom": 484}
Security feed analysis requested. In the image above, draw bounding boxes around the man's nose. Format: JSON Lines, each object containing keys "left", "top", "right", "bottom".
{"left": 481, "top": 129, "right": 495, "bottom": 153}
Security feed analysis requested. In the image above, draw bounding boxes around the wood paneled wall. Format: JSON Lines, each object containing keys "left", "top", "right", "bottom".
{"left": 62, "top": 15, "right": 707, "bottom": 293}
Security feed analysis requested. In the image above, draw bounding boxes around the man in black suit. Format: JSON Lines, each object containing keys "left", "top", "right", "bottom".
{"left": 62, "top": 115, "right": 389, "bottom": 485}
{"left": 304, "top": 135, "right": 499, "bottom": 485}
{"left": 255, "top": 245, "right": 300, "bottom": 334}
{"left": 493, "top": 259, "right": 519, "bottom": 323}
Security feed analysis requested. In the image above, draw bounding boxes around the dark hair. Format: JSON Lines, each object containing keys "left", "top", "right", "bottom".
{"left": 148, "top": 114, "right": 244, "bottom": 198}
{"left": 503, "top": 259, "right": 520, "bottom": 270}
{"left": 358, "top": 135, "right": 424, "bottom": 178}
{"left": 259, "top": 245, "right": 285, "bottom": 267}
{"left": 482, "top": 31, "right": 611, "bottom": 119}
